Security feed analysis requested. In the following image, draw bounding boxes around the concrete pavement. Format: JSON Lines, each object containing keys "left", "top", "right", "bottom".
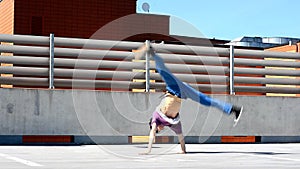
{"left": 0, "top": 143, "right": 300, "bottom": 168}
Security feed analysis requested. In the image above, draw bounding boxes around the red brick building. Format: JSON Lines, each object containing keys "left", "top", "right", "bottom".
{"left": 0, "top": 0, "right": 135, "bottom": 37}
{"left": 0, "top": 0, "right": 172, "bottom": 41}
{"left": 0, "top": 0, "right": 231, "bottom": 45}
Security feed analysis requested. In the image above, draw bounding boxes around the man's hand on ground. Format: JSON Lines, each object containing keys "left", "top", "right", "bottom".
{"left": 139, "top": 151, "right": 150, "bottom": 155}
{"left": 177, "top": 151, "right": 186, "bottom": 154}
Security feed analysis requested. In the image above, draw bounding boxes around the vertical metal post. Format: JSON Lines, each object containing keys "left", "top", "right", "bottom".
{"left": 145, "top": 40, "right": 150, "bottom": 92}
{"left": 229, "top": 45, "right": 235, "bottom": 95}
{"left": 49, "top": 33, "right": 55, "bottom": 89}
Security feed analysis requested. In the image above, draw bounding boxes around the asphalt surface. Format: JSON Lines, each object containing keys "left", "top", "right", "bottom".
{"left": 0, "top": 143, "right": 300, "bottom": 168}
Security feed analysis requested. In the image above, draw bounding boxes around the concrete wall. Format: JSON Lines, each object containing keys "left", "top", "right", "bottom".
{"left": 0, "top": 88, "right": 300, "bottom": 138}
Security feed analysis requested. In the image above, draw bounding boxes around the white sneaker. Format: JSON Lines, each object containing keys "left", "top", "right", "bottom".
{"left": 232, "top": 106, "right": 243, "bottom": 127}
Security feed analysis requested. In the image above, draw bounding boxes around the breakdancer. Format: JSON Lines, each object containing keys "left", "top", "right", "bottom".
{"left": 139, "top": 46, "right": 243, "bottom": 155}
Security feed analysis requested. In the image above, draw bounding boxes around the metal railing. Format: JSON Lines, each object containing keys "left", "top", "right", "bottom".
{"left": 0, "top": 34, "right": 299, "bottom": 95}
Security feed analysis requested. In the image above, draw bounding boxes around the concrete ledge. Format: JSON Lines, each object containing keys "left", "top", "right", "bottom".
{"left": 0, "top": 135, "right": 22, "bottom": 145}
{"left": 74, "top": 136, "right": 129, "bottom": 145}
{"left": 261, "top": 136, "right": 300, "bottom": 143}
{"left": 0, "top": 135, "right": 300, "bottom": 144}
{"left": 184, "top": 136, "right": 221, "bottom": 144}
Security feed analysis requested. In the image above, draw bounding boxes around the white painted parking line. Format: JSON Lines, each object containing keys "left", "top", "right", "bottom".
{"left": 0, "top": 153, "right": 43, "bottom": 167}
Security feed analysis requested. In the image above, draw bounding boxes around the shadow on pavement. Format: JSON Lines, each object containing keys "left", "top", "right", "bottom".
{"left": 186, "top": 151, "right": 291, "bottom": 155}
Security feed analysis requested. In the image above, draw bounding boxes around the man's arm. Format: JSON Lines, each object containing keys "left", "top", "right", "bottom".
{"left": 140, "top": 123, "right": 157, "bottom": 155}
{"left": 177, "top": 133, "right": 186, "bottom": 154}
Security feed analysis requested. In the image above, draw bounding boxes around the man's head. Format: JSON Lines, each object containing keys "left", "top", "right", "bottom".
{"left": 149, "top": 118, "right": 164, "bottom": 133}
{"left": 156, "top": 124, "right": 164, "bottom": 132}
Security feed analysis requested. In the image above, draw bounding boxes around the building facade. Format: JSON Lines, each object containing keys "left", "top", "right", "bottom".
{"left": 0, "top": 0, "right": 171, "bottom": 41}
{"left": 266, "top": 43, "right": 300, "bottom": 97}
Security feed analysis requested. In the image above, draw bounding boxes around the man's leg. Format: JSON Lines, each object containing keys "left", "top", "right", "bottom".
{"left": 181, "top": 82, "right": 232, "bottom": 114}
{"left": 153, "top": 53, "right": 232, "bottom": 114}
{"left": 153, "top": 53, "right": 183, "bottom": 98}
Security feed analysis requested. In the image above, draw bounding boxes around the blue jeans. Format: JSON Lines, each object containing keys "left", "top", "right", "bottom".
{"left": 153, "top": 54, "right": 232, "bottom": 114}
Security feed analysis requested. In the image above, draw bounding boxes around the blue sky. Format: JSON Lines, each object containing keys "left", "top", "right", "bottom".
{"left": 137, "top": 0, "right": 300, "bottom": 40}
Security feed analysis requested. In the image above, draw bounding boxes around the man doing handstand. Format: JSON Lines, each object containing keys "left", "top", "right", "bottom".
{"left": 140, "top": 46, "right": 243, "bottom": 155}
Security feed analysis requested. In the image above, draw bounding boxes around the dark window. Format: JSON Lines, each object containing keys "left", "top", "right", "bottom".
{"left": 31, "top": 16, "right": 43, "bottom": 35}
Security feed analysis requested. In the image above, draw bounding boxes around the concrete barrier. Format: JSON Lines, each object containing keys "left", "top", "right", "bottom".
{"left": 0, "top": 88, "right": 299, "bottom": 144}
